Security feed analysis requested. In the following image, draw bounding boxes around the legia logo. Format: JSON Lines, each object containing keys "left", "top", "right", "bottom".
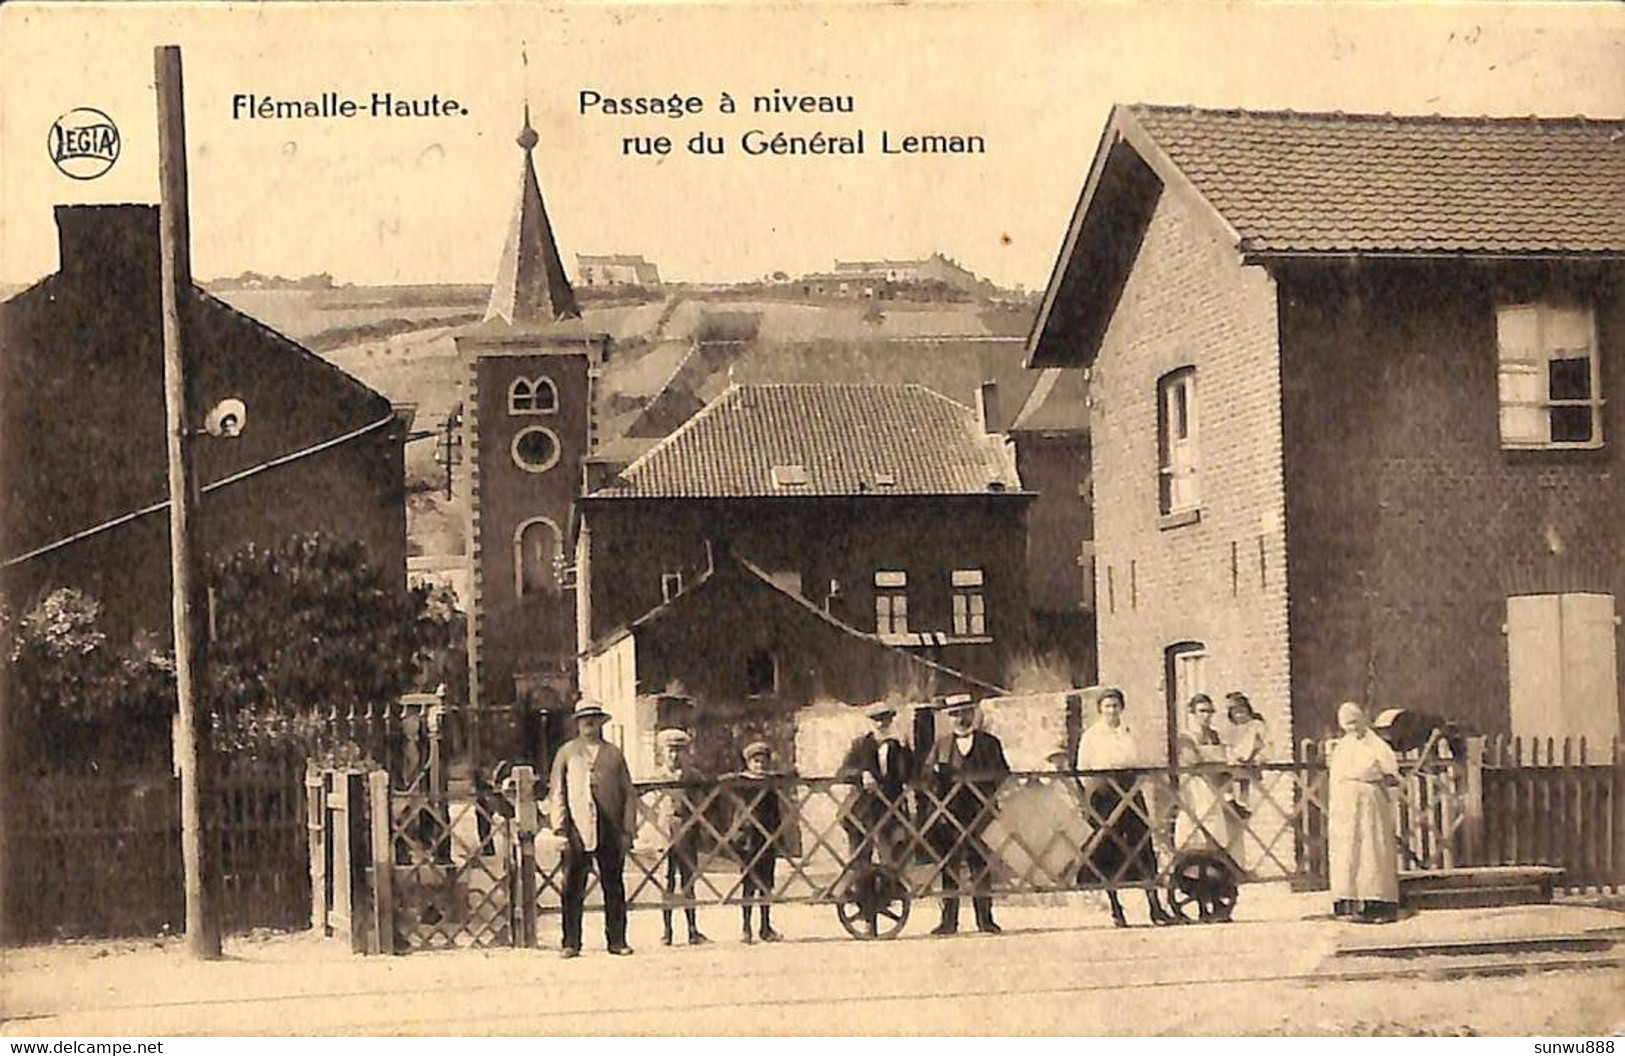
{"left": 49, "top": 108, "right": 121, "bottom": 180}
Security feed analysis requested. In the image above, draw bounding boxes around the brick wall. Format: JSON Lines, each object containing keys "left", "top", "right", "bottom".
{"left": 1088, "top": 187, "right": 1291, "bottom": 762}
{"left": 460, "top": 338, "right": 602, "bottom": 716}
{"left": 1279, "top": 260, "right": 1624, "bottom": 740}
{"left": 581, "top": 495, "right": 1033, "bottom": 687}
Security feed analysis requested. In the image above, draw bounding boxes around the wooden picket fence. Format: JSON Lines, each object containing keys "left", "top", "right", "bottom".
{"left": 1478, "top": 735, "right": 1623, "bottom": 894}
{"left": 2, "top": 752, "right": 311, "bottom": 944}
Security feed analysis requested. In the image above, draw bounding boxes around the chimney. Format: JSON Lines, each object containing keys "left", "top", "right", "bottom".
{"left": 975, "top": 380, "right": 1000, "bottom": 436}
{"left": 55, "top": 204, "right": 161, "bottom": 285}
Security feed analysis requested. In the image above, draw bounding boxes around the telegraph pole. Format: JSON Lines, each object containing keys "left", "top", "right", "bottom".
{"left": 156, "top": 44, "right": 222, "bottom": 959}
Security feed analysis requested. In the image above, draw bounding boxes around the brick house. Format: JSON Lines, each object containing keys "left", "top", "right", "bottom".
{"left": 577, "top": 382, "right": 1035, "bottom": 690}
{"left": 580, "top": 545, "right": 1000, "bottom": 778}
{"left": 455, "top": 113, "right": 610, "bottom": 752}
{"left": 1028, "top": 105, "right": 1624, "bottom": 758}
{"left": 0, "top": 204, "right": 407, "bottom": 645}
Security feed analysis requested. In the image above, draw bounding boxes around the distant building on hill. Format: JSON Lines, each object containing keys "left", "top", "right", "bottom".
{"left": 577, "top": 254, "right": 661, "bottom": 287}
{"left": 800, "top": 253, "right": 996, "bottom": 301}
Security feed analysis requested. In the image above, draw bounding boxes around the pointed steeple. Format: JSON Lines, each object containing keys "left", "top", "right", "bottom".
{"left": 485, "top": 105, "right": 580, "bottom": 325}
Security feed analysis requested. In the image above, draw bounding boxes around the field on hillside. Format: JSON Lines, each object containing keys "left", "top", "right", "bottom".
{"left": 231, "top": 286, "right": 1038, "bottom": 559}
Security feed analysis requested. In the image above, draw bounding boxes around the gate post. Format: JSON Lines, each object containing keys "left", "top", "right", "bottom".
{"left": 307, "top": 769, "right": 327, "bottom": 934}
{"left": 1461, "top": 737, "right": 1485, "bottom": 867}
{"left": 512, "top": 765, "right": 539, "bottom": 948}
{"left": 368, "top": 769, "right": 394, "bottom": 955}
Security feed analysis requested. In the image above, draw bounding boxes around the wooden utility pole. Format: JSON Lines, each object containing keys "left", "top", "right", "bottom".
{"left": 156, "top": 43, "right": 222, "bottom": 959}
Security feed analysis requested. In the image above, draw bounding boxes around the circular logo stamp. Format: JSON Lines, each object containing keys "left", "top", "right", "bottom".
{"left": 48, "top": 108, "right": 120, "bottom": 180}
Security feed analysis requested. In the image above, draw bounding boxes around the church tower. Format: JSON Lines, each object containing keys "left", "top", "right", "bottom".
{"left": 455, "top": 108, "right": 608, "bottom": 765}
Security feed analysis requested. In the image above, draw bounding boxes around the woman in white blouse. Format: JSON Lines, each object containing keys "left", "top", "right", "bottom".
{"left": 1076, "top": 687, "right": 1176, "bottom": 927}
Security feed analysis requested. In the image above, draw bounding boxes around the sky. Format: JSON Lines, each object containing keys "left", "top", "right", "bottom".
{"left": 2, "top": 1, "right": 1622, "bottom": 290}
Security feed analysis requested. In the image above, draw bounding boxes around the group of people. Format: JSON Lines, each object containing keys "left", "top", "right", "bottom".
{"left": 1070, "top": 686, "right": 1402, "bottom": 926}
{"left": 545, "top": 693, "right": 1014, "bottom": 956}
{"left": 544, "top": 686, "right": 1404, "bottom": 957}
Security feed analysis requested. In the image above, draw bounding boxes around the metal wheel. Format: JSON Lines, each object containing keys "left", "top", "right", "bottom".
{"left": 1166, "top": 852, "right": 1239, "bottom": 924}
{"left": 835, "top": 864, "right": 911, "bottom": 940}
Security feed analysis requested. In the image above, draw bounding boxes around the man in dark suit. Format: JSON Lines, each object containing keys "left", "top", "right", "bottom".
{"left": 922, "top": 694, "right": 1010, "bottom": 935}
{"left": 549, "top": 699, "right": 639, "bottom": 958}
{"left": 837, "top": 699, "right": 915, "bottom": 870}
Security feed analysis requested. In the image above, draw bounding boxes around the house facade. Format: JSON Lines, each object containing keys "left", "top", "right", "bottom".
{"left": 577, "top": 383, "right": 1035, "bottom": 689}
{"left": 1028, "top": 105, "right": 1624, "bottom": 757}
{"left": 580, "top": 547, "right": 999, "bottom": 778}
{"left": 0, "top": 204, "right": 407, "bottom": 644}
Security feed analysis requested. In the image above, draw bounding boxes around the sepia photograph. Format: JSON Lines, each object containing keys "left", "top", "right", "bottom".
{"left": 0, "top": 0, "right": 1622, "bottom": 1039}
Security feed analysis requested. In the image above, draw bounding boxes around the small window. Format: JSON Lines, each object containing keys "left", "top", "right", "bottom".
{"left": 771, "top": 464, "right": 809, "bottom": 488}
{"left": 1497, "top": 303, "right": 1601, "bottom": 448}
{"left": 745, "top": 650, "right": 778, "bottom": 696}
{"left": 1157, "top": 368, "right": 1200, "bottom": 514}
{"left": 509, "top": 376, "right": 558, "bottom": 416}
{"left": 512, "top": 426, "right": 561, "bottom": 473}
{"left": 661, "top": 572, "right": 683, "bottom": 603}
{"left": 951, "top": 569, "right": 987, "bottom": 636}
{"left": 874, "top": 570, "right": 909, "bottom": 634}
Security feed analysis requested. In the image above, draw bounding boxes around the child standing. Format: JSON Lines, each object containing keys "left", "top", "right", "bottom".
{"left": 1224, "top": 692, "right": 1269, "bottom": 818}
{"left": 729, "top": 740, "right": 786, "bottom": 944}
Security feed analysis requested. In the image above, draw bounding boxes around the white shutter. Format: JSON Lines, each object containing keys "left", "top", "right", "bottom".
{"left": 1507, "top": 595, "right": 1565, "bottom": 742}
{"left": 1558, "top": 593, "right": 1621, "bottom": 750}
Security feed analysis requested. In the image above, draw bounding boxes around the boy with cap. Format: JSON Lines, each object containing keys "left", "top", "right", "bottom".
{"left": 921, "top": 694, "right": 1010, "bottom": 935}
{"left": 549, "top": 699, "right": 638, "bottom": 958}
{"left": 728, "top": 740, "right": 786, "bottom": 943}
{"left": 652, "top": 727, "right": 710, "bottom": 946}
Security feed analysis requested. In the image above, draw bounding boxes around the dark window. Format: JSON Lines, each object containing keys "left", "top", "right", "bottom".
{"left": 512, "top": 426, "right": 561, "bottom": 472}
{"left": 745, "top": 651, "right": 778, "bottom": 696}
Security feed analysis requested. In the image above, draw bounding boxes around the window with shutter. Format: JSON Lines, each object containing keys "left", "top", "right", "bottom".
{"left": 1506, "top": 593, "right": 1620, "bottom": 746}
{"left": 1496, "top": 304, "right": 1602, "bottom": 449}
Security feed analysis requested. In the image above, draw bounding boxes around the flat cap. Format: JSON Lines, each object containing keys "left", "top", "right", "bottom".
{"left": 655, "top": 728, "right": 692, "bottom": 748}
{"left": 865, "top": 700, "right": 899, "bottom": 720}
{"left": 742, "top": 740, "right": 773, "bottom": 760}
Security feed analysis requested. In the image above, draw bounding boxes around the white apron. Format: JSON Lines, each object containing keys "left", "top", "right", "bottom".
{"left": 1328, "top": 731, "right": 1400, "bottom": 903}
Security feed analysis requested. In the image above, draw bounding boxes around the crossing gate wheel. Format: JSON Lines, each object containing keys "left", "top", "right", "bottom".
{"left": 1167, "top": 852, "right": 1238, "bottom": 923}
{"left": 836, "top": 863, "right": 911, "bottom": 940}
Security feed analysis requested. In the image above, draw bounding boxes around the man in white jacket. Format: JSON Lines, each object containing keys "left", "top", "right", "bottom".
{"left": 549, "top": 699, "right": 639, "bottom": 958}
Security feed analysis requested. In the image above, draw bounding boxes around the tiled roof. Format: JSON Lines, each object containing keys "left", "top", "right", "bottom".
{"left": 1128, "top": 105, "right": 1625, "bottom": 255}
{"left": 590, "top": 383, "right": 1023, "bottom": 499}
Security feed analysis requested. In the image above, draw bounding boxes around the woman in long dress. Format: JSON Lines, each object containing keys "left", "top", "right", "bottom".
{"left": 1328, "top": 701, "right": 1401, "bottom": 923}
{"left": 1076, "top": 687, "right": 1176, "bottom": 927}
{"left": 1173, "top": 694, "right": 1238, "bottom": 863}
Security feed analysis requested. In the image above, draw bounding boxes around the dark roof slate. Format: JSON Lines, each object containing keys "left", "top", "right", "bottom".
{"left": 590, "top": 383, "right": 1023, "bottom": 499}
{"left": 1128, "top": 105, "right": 1625, "bottom": 255}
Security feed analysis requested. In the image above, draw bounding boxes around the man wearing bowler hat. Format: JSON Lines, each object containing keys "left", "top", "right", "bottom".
{"left": 922, "top": 694, "right": 1010, "bottom": 935}
{"left": 549, "top": 699, "right": 639, "bottom": 958}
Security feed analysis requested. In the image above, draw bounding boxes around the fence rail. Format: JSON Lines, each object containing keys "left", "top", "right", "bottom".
{"left": 310, "top": 732, "right": 1623, "bottom": 953}
{"left": 3, "top": 753, "right": 311, "bottom": 944}
{"left": 335, "top": 758, "right": 1355, "bottom": 951}
{"left": 1480, "top": 735, "right": 1623, "bottom": 893}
